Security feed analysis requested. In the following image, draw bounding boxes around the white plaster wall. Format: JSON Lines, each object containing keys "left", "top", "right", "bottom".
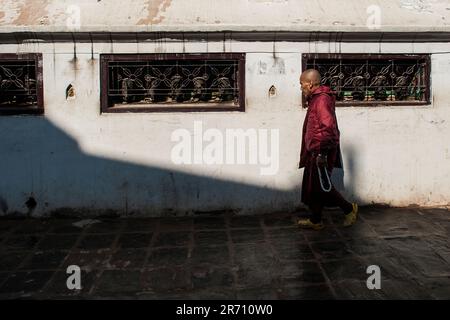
{"left": 1, "top": 40, "right": 450, "bottom": 216}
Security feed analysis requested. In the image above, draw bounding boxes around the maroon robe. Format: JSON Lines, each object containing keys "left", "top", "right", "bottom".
{"left": 299, "top": 86, "right": 343, "bottom": 206}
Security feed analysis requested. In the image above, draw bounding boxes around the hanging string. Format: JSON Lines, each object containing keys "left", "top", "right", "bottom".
{"left": 317, "top": 156, "right": 332, "bottom": 192}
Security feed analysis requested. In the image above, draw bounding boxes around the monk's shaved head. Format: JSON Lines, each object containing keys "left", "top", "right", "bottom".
{"left": 299, "top": 69, "right": 322, "bottom": 99}
{"left": 300, "top": 69, "right": 321, "bottom": 86}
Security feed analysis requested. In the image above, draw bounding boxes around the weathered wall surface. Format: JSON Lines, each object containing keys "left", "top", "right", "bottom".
{"left": 0, "top": 0, "right": 450, "bottom": 32}
{"left": 1, "top": 40, "right": 450, "bottom": 217}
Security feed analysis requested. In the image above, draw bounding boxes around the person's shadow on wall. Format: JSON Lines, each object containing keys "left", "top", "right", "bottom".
{"left": 331, "top": 143, "right": 360, "bottom": 205}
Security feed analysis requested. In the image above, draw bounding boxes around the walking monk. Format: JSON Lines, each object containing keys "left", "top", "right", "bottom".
{"left": 297, "top": 69, "right": 358, "bottom": 230}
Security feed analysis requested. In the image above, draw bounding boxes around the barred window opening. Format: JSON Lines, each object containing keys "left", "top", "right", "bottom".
{"left": 101, "top": 54, "right": 245, "bottom": 113}
{"left": 0, "top": 54, "right": 43, "bottom": 115}
{"left": 303, "top": 54, "right": 430, "bottom": 106}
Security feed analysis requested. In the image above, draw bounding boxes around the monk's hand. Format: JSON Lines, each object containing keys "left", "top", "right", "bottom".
{"left": 316, "top": 154, "right": 327, "bottom": 167}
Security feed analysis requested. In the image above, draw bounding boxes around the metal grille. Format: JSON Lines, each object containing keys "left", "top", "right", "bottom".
{"left": 102, "top": 54, "right": 244, "bottom": 112}
{"left": 304, "top": 55, "right": 430, "bottom": 105}
{"left": 0, "top": 59, "right": 38, "bottom": 108}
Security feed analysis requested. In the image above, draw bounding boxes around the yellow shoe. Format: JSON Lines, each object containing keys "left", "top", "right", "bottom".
{"left": 343, "top": 203, "right": 358, "bottom": 227}
{"left": 297, "top": 218, "right": 324, "bottom": 231}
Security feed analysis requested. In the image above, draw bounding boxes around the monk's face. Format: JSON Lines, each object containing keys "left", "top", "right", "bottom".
{"left": 299, "top": 77, "right": 314, "bottom": 98}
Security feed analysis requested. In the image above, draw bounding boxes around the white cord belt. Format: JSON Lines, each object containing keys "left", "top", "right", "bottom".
{"left": 316, "top": 156, "right": 332, "bottom": 192}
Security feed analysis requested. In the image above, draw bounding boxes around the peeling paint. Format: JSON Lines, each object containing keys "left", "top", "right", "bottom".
{"left": 0, "top": 0, "right": 450, "bottom": 32}
{"left": 11, "top": 0, "right": 51, "bottom": 26}
{"left": 138, "top": 0, "right": 172, "bottom": 25}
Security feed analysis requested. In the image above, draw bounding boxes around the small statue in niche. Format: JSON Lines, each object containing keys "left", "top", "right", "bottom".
{"left": 211, "top": 76, "right": 233, "bottom": 102}
{"left": 190, "top": 74, "right": 209, "bottom": 102}
{"left": 370, "top": 75, "right": 388, "bottom": 101}
{"left": 143, "top": 67, "right": 174, "bottom": 103}
{"left": 119, "top": 75, "right": 129, "bottom": 103}
{"left": 350, "top": 76, "right": 365, "bottom": 101}
{"left": 168, "top": 74, "right": 184, "bottom": 103}
{"left": 210, "top": 66, "right": 234, "bottom": 102}
{"left": 144, "top": 74, "right": 159, "bottom": 103}
{"left": 394, "top": 76, "right": 409, "bottom": 101}
{"left": 65, "top": 83, "right": 75, "bottom": 100}
{"left": 118, "top": 67, "right": 145, "bottom": 104}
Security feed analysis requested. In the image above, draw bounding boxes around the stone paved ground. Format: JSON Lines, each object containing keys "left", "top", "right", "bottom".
{"left": 0, "top": 206, "right": 449, "bottom": 300}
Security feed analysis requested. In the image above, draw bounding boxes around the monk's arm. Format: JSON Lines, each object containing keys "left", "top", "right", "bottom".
{"left": 315, "top": 96, "right": 337, "bottom": 154}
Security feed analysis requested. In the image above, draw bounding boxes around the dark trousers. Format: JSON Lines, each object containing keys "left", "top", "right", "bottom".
{"left": 308, "top": 189, "right": 353, "bottom": 223}
{"left": 301, "top": 148, "right": 353, "bottom": 223}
